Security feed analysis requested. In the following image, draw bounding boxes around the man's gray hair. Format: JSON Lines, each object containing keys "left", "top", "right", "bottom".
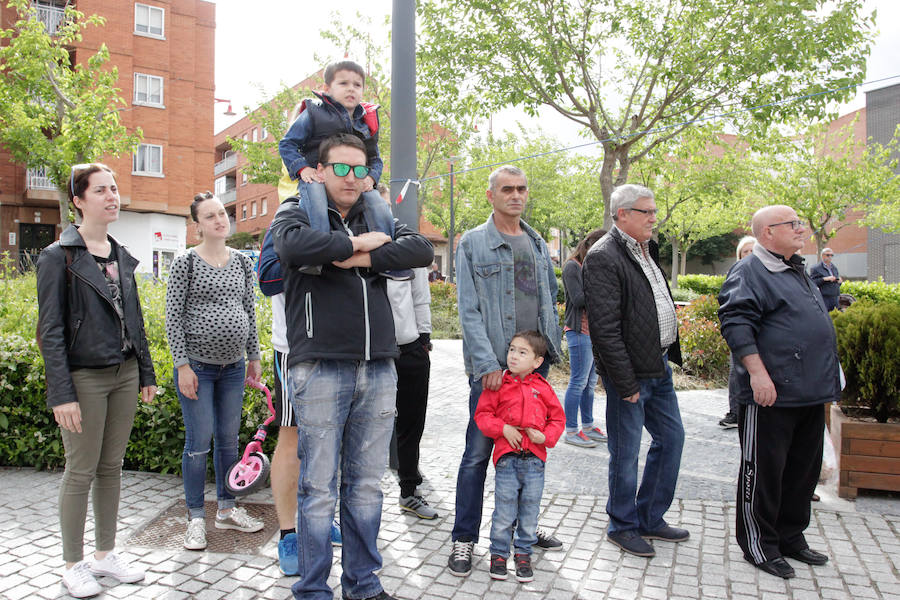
{"left": 610, "top": 184, "right": 654, "bottom": 221}
{"left": 487, "top": 165, "right": 527, "bottom": 191}
{"left": 822, "top": 247, "right": 833, "bottom": 257}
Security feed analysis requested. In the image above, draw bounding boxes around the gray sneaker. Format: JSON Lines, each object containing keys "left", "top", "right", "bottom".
{"left": 400, "top": 495, "right": 438, "bottom": 520}
{"left": 564, "top": 431, "right": 598, "bottom": 448}
{"left": 215, "top": 506, "right": 264, "bottom": 532}
{"left": 183, "top": 517, "right": 207, "bottom": 550}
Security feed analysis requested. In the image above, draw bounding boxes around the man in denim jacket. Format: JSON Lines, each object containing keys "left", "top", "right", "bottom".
{"left": 447, "top": 165, "right": 563, "bottom": 577}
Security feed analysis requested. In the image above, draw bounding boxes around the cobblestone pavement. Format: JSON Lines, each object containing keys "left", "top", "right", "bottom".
{"left": 2, "top": 340, "right": 899, "bottom": 599}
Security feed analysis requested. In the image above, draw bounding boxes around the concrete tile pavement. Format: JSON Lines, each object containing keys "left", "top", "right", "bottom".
{"left": 2, "top": 339, "right": 899, "bottom": 599}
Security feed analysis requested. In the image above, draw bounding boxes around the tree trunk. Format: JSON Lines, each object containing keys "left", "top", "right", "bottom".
{"left": 56, "top": 184, "right": 70, "bottom": 228}
{"left": 670, "top": 237, "right": 680, "bottom": 289}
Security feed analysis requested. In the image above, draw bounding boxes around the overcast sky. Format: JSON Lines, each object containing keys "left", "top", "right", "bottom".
{"left": 211, "top": 0, "right": 900, "bottom": 153}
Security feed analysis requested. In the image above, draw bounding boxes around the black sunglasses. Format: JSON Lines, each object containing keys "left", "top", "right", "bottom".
{"left": 323, "top": 162, "right": 371, "bottom": 179}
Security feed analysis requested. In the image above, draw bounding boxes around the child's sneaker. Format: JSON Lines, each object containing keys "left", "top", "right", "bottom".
{"left": 489, "top": 554, "right": 508, "bottom": 580}
{"left": 277, "top": 532, "right": 299, "bottom": 576}
{"left": 89, "top": 552, "right": 145, "bottom": 583}
{"left": 183, "top": 517, "right": 207, "bottom": 550}
{"left": 564, "top": 431, "right": 597, "bottom": 447}
{"left": 61, "top": 562, "right": 102, "bottom": 598}
{"left": 583, "top": 426, "right": 607, "bottom": 441}
{"left": 331, "top": 519, "right": 342, "bottom": 546}
{"left": 514, "top": 553, "right": 534, "bottom": 582}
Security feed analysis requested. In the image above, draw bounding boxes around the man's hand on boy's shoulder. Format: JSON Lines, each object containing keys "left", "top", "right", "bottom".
{"left": 363, "top": 175, "right": 375, "bottom": 191}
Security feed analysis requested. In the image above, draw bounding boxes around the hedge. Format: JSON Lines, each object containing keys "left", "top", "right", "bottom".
{"left": 678, "top": 274, "right": 726, "bottom": 296}
{"left": 840, "top": 278, "right": 900, "bottom": 305}
{"left": 0, "top": 269, "right": 274, "bottom": 473}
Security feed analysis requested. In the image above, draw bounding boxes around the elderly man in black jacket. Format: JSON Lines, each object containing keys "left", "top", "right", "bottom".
{"left": 583, "top": 184, "right": 687, "bottom": 559}
{"left": 718, "top": 205, "right": 839, "bottom": 580}
{"left": 809, "top": 247, "right": 842, "bottom": 311}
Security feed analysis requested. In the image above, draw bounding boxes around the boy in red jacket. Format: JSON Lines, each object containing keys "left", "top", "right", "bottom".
{"left": 474, "top": 330, "right": 565, "bottom": 583}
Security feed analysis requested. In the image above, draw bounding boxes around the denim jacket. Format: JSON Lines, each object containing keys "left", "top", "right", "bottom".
{"left": 456, "top": 215, "right": 561, "bottom": 380}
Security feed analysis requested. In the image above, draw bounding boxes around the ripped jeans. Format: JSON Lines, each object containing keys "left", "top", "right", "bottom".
{"left": 288, "top": 358, "right": 397, "bottom": 600}
{"left": 176, "top": 359, "right": 245, "bottom": 520}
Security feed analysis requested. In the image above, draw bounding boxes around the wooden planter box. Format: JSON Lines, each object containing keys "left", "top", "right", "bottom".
{"left": 829, "top": 404, "right": 900, "bottom": 498}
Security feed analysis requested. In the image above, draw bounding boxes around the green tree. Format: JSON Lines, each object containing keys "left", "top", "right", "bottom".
{"left": 0, "top": 0, "right": 142, "bottom": 225}
{"left": 423, "top": 130, "right": 602, "bottom": 242}
{"left": 632, "top": 125, "right": 752, "bottom": 286}
{"left": 418, "top": 0, "right": 874, "bottom": 227}
{"left": 762, "top": 119, "right": 900, "bottom": 252}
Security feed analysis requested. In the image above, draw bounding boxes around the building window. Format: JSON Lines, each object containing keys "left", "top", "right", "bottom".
{"left": 241, "top": 204, "right": 247, "bottom": 220}
{"left": 134, "top": 73, "right": 163, "bottom": 107}
{"left": 133, "top": 144, "right": 163, "bottom": 176}
{"left": 261, "top": 197, "right": 268, "bottom": 215}
{"left": 251, "top": 201, "right": 257, "bottom": 218}
{"left": 241, "top": 172, "right": 248, "bottom": 185}
{"left": 260, "top": 126, "right": 268, "bottom": 140}
{"left": 242, "top": 133, "right": 249, "bottom": 142}
{"left": 135, "top": 4, "right": 164, "bottom": 38}
{"left": 251, "top": 128, "right": 258, "bottom": 142}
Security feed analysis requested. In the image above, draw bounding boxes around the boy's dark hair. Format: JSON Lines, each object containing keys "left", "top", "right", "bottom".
{"left": 512, "top": 330, "right": 548, "bottom": 358}
{"left": 319, "top": 133, "right": 367, "bottom": 165}
{"left": 190, "top": 191, "right": 216, "bottom": 222}
{"left": 68, "top": 163, "right": 116, "bottom": 217}
{"left": 324, "top": 60, "right": 366, "bottom": 85}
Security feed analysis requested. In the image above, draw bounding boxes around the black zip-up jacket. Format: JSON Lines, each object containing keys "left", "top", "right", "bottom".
{"left": 270, "top": 195, "right": 433, "bottom": 367}
{"left": 582, "top": 228, "right": 682, "bottom": 398}
{"left": 718, "top": 247, "right": 840, "bottom": 407}
{"left": 36, "top": 225, "right": 156, "bottom": 408}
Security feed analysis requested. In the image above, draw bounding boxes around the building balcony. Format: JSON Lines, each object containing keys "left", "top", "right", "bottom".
{"left": 219, "top": 188, "right": 237, "bottom": 205}
{"left": 32, "top": 2, "right": 67, "bottom": 36}
{"left": 26, "top": 166, "right": 56, "bottom": 190}
{"left": 214, "top": 153, "right": 237, "bottom": 176}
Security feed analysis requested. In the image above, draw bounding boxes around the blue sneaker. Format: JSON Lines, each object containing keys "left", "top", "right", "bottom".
{"left": 330, "top": 520, "right": 342, "bottom": 547}
{"left": 277, "top": 533, "right": 299, "bottom": 576}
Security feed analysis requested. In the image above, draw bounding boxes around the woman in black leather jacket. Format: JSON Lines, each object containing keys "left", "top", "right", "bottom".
{"left": 36, "top": 163, "right": 156, "bottom": 598}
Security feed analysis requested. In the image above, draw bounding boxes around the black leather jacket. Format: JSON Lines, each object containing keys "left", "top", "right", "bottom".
{"left": 36, "top": 225, "right": 156, "bottom": 408}
{"left": 582, "top": 227, "right": 682, "bottom": 398}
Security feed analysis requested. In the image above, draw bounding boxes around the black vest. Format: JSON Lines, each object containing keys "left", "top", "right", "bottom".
{"left": 301, "top": 96, "right": 379, "bottom": 168}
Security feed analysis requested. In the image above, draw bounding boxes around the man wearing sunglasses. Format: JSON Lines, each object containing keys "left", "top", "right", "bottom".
{"left": 809, "top": 247, "right": 843, "bottom": 311}
{"left": 718, "top": 205, "right": 838, "bottom": 579}
{"left": 271, "top": 133, "right": 433, "bottom": 600}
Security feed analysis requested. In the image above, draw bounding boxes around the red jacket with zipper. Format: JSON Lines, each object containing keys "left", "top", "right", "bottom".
{"left": 474, "top": 371, "right": 565, "bottom": 465}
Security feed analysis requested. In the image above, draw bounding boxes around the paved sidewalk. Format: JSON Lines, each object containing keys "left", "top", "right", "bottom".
{"left": 1, "top": 339, "right": 899, "bottom": 599}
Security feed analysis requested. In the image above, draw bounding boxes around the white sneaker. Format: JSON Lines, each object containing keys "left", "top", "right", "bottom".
{"left": 62, "top": 562, "right": 102, "bottom": 598}
{"left": 90, "top": 552, "right": 145, "bottom": 583}
{"left": 215, "top": 506, "right": 263, "bottom": 532}
{"left": 184, "top": 517, "right": 207, "bottom": 550}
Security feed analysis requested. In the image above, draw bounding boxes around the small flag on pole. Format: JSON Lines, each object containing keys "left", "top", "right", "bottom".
{"left": 395, "top": 179, "right": 412, "bottom": 204}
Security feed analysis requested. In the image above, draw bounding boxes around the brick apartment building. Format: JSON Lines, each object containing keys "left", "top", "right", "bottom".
{"left": 213, "top": 76, "right": 450, "bottom": 268}
{"left": 0, "top": 0, "right": 215, "bottom": 275}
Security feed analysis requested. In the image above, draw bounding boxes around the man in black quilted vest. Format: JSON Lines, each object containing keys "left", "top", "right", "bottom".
{"left": 582, "top": 183, "right": 687, "bottom": 559}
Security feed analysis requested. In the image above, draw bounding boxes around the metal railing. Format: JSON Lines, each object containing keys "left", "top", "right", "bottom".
{"left": 33, "top": 3, "right": 66, "bottom": 35}
{"left": 214, "top": 153, "right": 237, "bottom": 176}
{"left": 219, "top": 188, "right": 236, "bottom": 205}
{"left": 26, "top": 167, "right": 56, "bottom": 190}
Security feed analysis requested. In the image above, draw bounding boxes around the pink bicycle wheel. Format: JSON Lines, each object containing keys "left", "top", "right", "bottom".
{"left": 225, "top": 452, "right": 270, "bottom": 496}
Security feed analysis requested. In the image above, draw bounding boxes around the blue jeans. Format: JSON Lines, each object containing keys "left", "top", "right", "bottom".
{"left": 563, "top": 330, "right": 598, "bottom": 432}
{"left": 298, "top": 182, "right": 395, "bottom": 236}
{"left": 489, "top": 453, "right": 544, "bottom": 557}
{"left": 176, "top": 359, "right": 245, "bottom": 520}
{"left": 289, "top": 359, "right": 397, "bottom": 600}
{"left": 602, "top": 358, "right": 684, "bottom": 535}
{"left": 452, "top": 361, "right": 549, "bottom": 543}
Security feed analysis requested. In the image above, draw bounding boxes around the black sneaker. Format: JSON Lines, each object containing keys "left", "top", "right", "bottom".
{"left": 447, "top": 540, "right": 474, "bottom": 576}
{"left": 534, "top": 527, "right": 563, "bottom": 551}
{"left": 718, "top": 412, "right": 738, "bottom": 429}
{"left": 343, "top": 592, "right": 397, "bottom": 600}
{"left": 514, "top": 553, "right": 534, "bottom": 582}
{"left": 489, "top": 554, "right": 508, "bottom": 580}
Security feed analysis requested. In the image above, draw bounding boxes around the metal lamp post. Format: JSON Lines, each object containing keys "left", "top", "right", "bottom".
{"left": 447, "top": 156, "right": 459, "bottom": 283}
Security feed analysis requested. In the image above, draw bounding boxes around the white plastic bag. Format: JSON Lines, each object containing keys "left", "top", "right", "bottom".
{"left": 820, "top": 424, "right": 836, "bottom": 483}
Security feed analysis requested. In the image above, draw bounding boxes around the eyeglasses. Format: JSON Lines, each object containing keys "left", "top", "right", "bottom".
{"left": 767, "top": 220, "right": 803, "bottom": 231}
{"left": 499, "top": 185, "right": 528, "bottom": 194}
{"left": 823, "top": 253, "right": 834, "bottom": 257}
{"left": 324, "top": 162, "right": 371, "bottom": 179}
{"left": 628, "top": 207, "right": 658, "bottom": 216}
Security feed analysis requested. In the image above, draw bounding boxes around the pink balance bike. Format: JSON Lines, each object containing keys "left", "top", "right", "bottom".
{"left": 225, "top": 378, "right": 274, "bottom": 496}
